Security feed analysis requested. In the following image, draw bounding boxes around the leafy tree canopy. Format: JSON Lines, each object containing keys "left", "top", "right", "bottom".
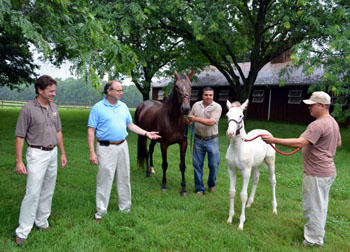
{"left": 292, "top": 1, "right": 350, "bottom": 122}
{"left": 93, "top": 1, "right": 207, "bottom": 101}
{"left": 143, "top": 0, "right": 344, "bottom": 102}
{"left": 0, "top": 25, "right": 38, "bottom": 89}
{"left": 0, "top": 0, "right": 136, "bottom": 89}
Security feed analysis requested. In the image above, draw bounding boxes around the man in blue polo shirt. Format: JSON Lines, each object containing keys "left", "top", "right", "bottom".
{"left": 88, "top": 80, "right": 160, "bottom": 222}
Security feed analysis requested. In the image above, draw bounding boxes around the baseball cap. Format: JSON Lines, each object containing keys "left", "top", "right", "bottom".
{"left": 303, "top": 91, "right": 331, "bottom": 105}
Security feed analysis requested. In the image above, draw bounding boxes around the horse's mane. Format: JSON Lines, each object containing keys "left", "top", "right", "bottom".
{"left": 164, "top": 79, "right": 182, "bottom": 107}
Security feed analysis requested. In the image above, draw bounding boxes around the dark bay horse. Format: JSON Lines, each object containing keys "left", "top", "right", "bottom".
{"left": 135, "top": 71, "right": 194, "bottom": 195}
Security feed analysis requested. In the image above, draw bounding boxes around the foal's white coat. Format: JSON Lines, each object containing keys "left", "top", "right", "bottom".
{"left": 225, "top": 100, "right": 277, "bottom": 230}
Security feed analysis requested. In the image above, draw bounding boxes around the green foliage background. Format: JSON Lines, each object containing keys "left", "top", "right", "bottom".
{"left": 0, "top": 108, "right": 349, "bottom": 251}
{"left": 0, "top": 78, "right": 143, "bottom": 108}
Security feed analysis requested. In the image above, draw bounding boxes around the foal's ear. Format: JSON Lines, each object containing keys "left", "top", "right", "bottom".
{"left": 188, "top": 70, "right": 195, "bottom": 80}
{"left": 241, "top": 99, "right": 249, "bottom": 111}
{"left": 174, "top": 71, "right": 180, "bottom": 80}
{"left": 226, "top": 100, "right": 231, "bottom": 110}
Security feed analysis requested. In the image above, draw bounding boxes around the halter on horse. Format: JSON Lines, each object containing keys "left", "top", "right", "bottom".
{"left": 225, "top": 99, "right": 278, "bottom": 230}
{"left": 135, "top": 71, "right": 194, "bottom": 195}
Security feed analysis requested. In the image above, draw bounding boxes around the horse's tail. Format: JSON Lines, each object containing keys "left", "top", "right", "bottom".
{"left": 135, "top": 103, "right": 147, "bottom": 168}
{"left": 134, "top": 103, "right": 142, "bottom": 126}
{"left": 137, "top": 135, "right": 148, "bottom": 168}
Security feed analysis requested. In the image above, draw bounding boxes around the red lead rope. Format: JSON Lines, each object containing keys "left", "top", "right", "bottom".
{"left": 244, "top": 134, "right": 301, "bottom": 156}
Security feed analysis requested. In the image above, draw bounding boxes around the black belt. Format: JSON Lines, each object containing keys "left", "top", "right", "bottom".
{"left": 28, "top": 145, "right": 56, "bottom": 151}
{"left": 97, "top": 139, "right": 125, "bottom": 146}
{"left": 195, "top": 134, "right": 218, "bottom": 141}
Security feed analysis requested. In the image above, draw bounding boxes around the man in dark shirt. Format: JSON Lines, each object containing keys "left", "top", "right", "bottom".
{"left": 14, "top": 75, "right": 67, "bottom": 246}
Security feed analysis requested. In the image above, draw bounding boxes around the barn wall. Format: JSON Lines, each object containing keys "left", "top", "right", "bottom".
{"left": 151, "top": 85, "right": 345, "bottom": 125}
{"left": 152, "top": 87, "right": 161, "bottom": 100}
{"left": 247, "top": 86, "right": 313, "bottom": 124}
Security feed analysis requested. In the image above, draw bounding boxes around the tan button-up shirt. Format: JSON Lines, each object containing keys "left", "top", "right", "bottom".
{"left": 190, "top": 101, "right": 222, "bottom": 137}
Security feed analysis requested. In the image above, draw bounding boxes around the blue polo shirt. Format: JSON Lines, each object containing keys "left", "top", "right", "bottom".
{"left": 88, "top": 98, "right": 132, "bottom": 142}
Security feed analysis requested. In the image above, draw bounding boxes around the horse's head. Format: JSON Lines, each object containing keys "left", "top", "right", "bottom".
{"left": 173, "top": 71, "right": 194, "bottom": 115}
{"left": 226, "top": 99, "right": 248, "bottom": 138}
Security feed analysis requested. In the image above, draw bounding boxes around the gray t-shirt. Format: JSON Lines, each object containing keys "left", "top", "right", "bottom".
{"left": 301, "top": 116, "right": 341, "bottom": 177}
{"left": 15, "top": 99, "right": 62, "bottom": 146}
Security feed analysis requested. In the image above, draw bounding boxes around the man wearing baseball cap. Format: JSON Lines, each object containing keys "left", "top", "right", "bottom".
{"left": 262, "top": 91, "right": 342, "bottom": 246}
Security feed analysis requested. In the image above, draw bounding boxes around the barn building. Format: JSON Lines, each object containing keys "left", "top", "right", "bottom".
{"left": 152, "top": 56, "right": 347, "bottom": 125}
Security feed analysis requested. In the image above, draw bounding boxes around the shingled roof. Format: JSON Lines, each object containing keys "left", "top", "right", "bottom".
{"left": 152, "top": 61, "right": 324, "bottom": 88}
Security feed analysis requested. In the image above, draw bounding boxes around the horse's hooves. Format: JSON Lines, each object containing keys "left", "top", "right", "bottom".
{"left": 161, "top": 188, "right": 167, "bottom": 192}
{"left": 180, "top": 191, "right": 187, "bottom": 196}
{"left": 150, "top": 167, "right": 155, "bottom": 174}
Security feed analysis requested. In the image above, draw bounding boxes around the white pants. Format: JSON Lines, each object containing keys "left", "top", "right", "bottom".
{"left": 15, "top": 147, "right": 58, "bottom": 239}
{"left": 95, "top": 141, "right": 131, "bottom": 219}
{"left": 303, "top": 174, "right": 336, "bottom": 246}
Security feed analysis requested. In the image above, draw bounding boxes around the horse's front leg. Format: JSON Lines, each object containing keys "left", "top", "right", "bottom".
{"left": 227, "top": 167, "right": 237, "bottom": 224}
{"left": 179, "top": 140, "right": 187, "bottom": 196}
{"left": 149, "top": 140, "right": 156, "bottom": 175}
{"left": 238, "top": 167, "right": 251, "bottom": 230}
{"left": 160, "top": 142, "right": 168, "bottom": 191}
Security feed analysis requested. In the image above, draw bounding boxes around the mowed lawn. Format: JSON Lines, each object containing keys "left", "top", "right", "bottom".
{"left": 0, "top": 108, "right": 349, "bottom": 252}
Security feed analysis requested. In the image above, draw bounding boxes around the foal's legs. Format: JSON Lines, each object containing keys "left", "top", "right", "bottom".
{"left": 265, "top": 157, "right": 277, "bottom": 214}
{"left": 238, "top": 167, "right": 251, "bottom": 230}
{"left": 227, "top": 167, "right": 237, "bottom": 224}
{"left": 247, "top": 166, "right": 260, "bottom": 208}
{"left": 148, "top": 140, "right": 156, "bottom": 174}
{"left": 160, "top": 142, "right": 168, "bottom": 191}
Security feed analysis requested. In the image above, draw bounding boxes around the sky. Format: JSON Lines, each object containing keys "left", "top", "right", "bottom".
{"left": 37, "top": 61, "right": 75, "bottom": 80}
{"left": 36, "top": 60, "right": 136, "bottom": 85}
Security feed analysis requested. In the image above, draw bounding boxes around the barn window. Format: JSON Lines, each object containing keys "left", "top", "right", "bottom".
{"left": 218, "top": 89, "right": 230, "bottom": 101}
{"left": 331, "top": 95, "right": 348, "bottom": 106}
{"left": 252, "top": 90, "right": 264, "bottom": 103}
{"left": 191, "top": 89, "right": 199, "bottom": 101}
{"left": 288, "top": 90, "right": 302, "bottom": 104}
{"left": 157, "top": 90, "right": 164, "bottom": 101}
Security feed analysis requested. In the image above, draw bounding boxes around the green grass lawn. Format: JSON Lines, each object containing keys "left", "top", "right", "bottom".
{"left": 0, "top": 108, "right": 349, "bottom": 252}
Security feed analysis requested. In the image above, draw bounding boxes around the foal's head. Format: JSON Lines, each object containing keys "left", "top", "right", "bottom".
{"left": 226, "top": 99, "right": 249, "bottom": 138}
{"left": 173, "top": 71, "right": 194, "bottom": 115}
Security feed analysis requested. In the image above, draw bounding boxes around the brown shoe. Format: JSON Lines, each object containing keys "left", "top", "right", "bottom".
{"left": 40, "top": 227, "right": 51, "bottom": 231}
{"left": 36, "top": 226, "right": 51, "bottom": 231}
{"left": 196, "top": 191, "right": 204, "bottom": 196}
{"left": 15, "top": 235, "right": 25, "bottom": 246}
{"left": 95, "top": 218, "right": 101, "bottom": 223}
{"left": 209, "top": 187, "right": 216, "bottom": 193}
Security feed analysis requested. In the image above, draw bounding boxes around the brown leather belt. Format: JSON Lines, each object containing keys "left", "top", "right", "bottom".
{"left": 97, "top": 139, "right": 125, "bottom": 146}
{"left": 28, "top": 145, "right": 56, "bottom": 151}
{"left": 195, "top": 134, "right": 218, "bottom": 141}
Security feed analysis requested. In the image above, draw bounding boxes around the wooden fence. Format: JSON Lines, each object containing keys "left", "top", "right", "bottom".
{"left": 0, "top": 99, "right": 92, "bottom": 110}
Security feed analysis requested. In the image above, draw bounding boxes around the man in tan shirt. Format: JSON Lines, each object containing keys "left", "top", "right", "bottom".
{"left": 262, "top": 91, "right": 341, "bottom": 246}
{"left": 188, "top": 87, "right": 222, "bottom": 195}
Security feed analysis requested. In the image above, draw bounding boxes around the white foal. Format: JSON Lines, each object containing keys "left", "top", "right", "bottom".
{"left": 225, "top": 100, "right": 277, "bottom": 230}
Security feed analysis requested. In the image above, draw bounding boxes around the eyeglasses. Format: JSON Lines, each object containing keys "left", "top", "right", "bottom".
{"left": 110, "top": 88, "right": 123, "bottom": 93}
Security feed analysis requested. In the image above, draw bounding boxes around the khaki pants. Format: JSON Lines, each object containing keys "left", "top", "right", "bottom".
{"left": 95, "top": 141, "right": 131, "bottom": 219}
{"left": 15, "top": 147, "right": 57, "bottom": 239}
{"left": 303, "top": 174, "right": 336, "bottom": 245}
